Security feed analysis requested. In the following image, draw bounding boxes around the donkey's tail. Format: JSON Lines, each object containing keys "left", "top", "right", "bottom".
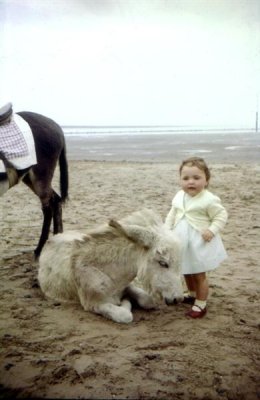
{"left": 59, "top": 144, "right": 69, "bottom": 202}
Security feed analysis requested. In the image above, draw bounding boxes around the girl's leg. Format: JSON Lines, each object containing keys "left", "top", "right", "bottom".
{"left": 193, "top": 272, "right": 208, "bottom": 301}
{"left": 183, "top": 274, "right": 196, "bottom": 304}
{"left": 186, "top": 272, "right": 208, "bottom": 318}
{"left": 184, "top": 274, "right": 196, "bottom": 293}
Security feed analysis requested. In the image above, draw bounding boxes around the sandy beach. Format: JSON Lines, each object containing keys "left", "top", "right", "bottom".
{"left": 0, "top": 133, "right": 260, "bottom": 399}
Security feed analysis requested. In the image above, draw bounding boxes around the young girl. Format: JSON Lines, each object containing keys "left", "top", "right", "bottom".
{"left": 165, "top": 157, "right": 228, "bottom": 318}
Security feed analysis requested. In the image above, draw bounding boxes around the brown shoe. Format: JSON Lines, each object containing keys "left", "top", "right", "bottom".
{"left": 182, "top": 295, "right": 195, "bottom": 305}
{"left": 186, "top": 305, "right": 207, "bottom": 319}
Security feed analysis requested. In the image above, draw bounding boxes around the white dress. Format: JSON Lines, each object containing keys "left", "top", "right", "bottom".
{"left": 173, "top": 196, "right": 228, "bottom": 274}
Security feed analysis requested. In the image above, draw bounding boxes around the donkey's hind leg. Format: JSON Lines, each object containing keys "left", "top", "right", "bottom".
{"left": 22, "top": 171, "right": 54, "bottom": 258}
{"left": 52, "top": 191, "right": 63, "bottom": 234}
{"left": 35, "top": 202, "right": 54, "bottom": 258}
{"left": 35, "top": 190, "right": 64, "bottom": 256}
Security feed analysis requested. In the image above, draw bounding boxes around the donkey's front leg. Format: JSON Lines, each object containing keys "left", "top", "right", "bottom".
{"left": 93, "top": 302, "right": 133, "bottom": 324}
{"left": 125, "top": 282, "right": 157, "bottom": 309}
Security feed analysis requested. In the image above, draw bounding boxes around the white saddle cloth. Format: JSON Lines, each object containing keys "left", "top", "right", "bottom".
{"left": 0, "top": 114, "right": 37, "bottom": 173}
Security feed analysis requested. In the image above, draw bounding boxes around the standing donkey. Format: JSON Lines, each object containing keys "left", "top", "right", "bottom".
{"left": 0, "top": 103, "right": 69, "bottom": 258}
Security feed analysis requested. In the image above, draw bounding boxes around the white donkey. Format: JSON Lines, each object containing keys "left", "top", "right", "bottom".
{"left": 38, "top": 209, "right": 183, "bottom": 323}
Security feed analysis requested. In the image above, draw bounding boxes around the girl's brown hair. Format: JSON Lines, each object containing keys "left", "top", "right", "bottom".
{"left": 179, "top": 157, "right": 211, "bottom": 182}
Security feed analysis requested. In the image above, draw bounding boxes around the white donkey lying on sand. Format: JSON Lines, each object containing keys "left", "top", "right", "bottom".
{"left": 38, "top": 209, "right": 183, "bottom": 323}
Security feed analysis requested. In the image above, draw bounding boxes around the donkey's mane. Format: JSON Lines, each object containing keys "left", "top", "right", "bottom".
{"left": 119, "top": 208, "right": 163, "bottom": 229}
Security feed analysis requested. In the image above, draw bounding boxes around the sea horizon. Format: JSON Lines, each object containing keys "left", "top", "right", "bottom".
{"left": 62, "top": 125, "right": 258, "bottom": 137}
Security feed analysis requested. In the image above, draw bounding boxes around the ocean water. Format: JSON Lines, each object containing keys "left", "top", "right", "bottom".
{"left": 62, "top": 125, "right": 256, "bottom": 137}
{"left": 63, "top": 126, "right": 260, "bottom": 162}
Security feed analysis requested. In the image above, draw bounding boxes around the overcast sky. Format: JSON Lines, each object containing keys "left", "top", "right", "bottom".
{"left": 0, "top": 0, "right": 259, "bottom": 127}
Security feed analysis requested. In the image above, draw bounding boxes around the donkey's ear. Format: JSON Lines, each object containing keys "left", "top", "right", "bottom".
{"left": 109, "top": 219, "right": 155, "bottom": 249}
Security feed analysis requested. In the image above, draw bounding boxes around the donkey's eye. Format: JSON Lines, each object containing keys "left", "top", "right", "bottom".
{"left": 158, "top": 260, "right": 169, "bottom": 268}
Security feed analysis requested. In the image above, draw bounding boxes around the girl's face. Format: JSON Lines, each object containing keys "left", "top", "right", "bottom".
{"left": 180, "top": 165, "right": 208, "bottom": 197}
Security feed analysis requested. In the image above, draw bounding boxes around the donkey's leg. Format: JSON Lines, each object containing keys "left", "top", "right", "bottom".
{"left": 22, "top": 171, "right": 54, "bottom": 258}
{"left": 52, "top": 191, "right": 63, "bottom": 234}
{"left": 73, "top": 266, "right": 133, "bottom": 324}
{"left": 121, "top": 298, "right": 132, "bottom": 311}
{"left": 76, "top": 285, "right": 133, "bottom": 323}
{"left": 125, "top": 282, "right": 157, "bottom": 309}
{"left": 34, "top": 203, "right": 53, "bottom": 258}
{"left": 93, "top": 303, "right": 133, "bottom": 324}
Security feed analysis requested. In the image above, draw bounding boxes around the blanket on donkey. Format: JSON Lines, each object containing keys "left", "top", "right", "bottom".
{"left": 0, "top": 114, "right": 37, "bottom": 173}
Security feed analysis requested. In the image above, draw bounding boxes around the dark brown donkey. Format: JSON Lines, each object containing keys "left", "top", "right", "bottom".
{"left": 0, "top": 103, "right": 69, "bottom": 258}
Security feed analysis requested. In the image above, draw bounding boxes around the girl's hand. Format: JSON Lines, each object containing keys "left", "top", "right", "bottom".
{"left": 202, "top": 229, "right": 214, "bottom": 242}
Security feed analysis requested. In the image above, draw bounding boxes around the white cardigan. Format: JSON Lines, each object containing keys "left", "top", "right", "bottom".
{"left": 165, "top": 189, "right": 228, "bottom": 235}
